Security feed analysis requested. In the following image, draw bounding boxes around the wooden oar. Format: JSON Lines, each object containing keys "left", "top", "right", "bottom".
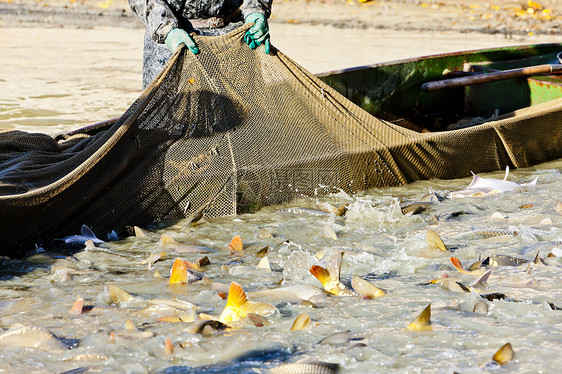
{"left": 422, "top": 64, "right": 562, "bottom": 92}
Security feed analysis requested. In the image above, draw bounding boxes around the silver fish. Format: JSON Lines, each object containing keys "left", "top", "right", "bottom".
{"left": 59, "top": 224, "right": 104, "bottom": 246}
{"left": 450, "top": 166, "right": 538, "bottom": 198}
{"left": 247, "top": 284, "right": 327, "bottom": 304}
{"left": 269, "top": 361, "right": 340, "bottom": 374}
{"left": 0, "top": 325, "right": 67, "bottom": 353}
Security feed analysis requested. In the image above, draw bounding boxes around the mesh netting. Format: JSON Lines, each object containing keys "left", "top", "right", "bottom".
{"left": 1, "top": 25, "right": 561, "bottom": 256}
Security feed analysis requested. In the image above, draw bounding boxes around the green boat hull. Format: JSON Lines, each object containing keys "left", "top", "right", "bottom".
{"left": 318, "top": 43, "right": 562, "bottom": 132}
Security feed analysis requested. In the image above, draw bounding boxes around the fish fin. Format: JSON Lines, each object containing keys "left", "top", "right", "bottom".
{"left": 107, "top": 285, "right": 134, "bottom": 303}
{"left": 503, "top": 166, "right": 510, "bottom": 181}
{"left": 309, "top": 265, "right": 332, "bottom": 287}
{"left": 522, "top": 176, "right": 539, "bottom": 187}
{"left": 124, "top": 319, "right": 137, "bottom": 331}
{"left": 326, "top": 252, "right": 344, "bottom": 281}
{"left": 219, "top": 282, "right": 248, "bottom": 323}
{"left": 81, "top": 225, "right": 98, "bottom": 240}
{"left": 492, "top": 342, "right": 514, "bottom": 366}
{"left": 407, "top": 303, "right": 431, "bottom": 331}
{"left": 69, "top": 297, "right": 84, "bottom": 315}
{"left": 160, "top": 234, "right": 178, "bottom": 246}
{"left": 242, "top": 300, "right": 276, "bottom": 317}
{"left": 229, "top": 235, "right": 243, "bottom": 253}
{"left": 450, "top": 257, "right": 471, "bottom": 274}
{"left": 291, "top": 313, "right": 311, "bottom": 331}
{"left": 164, "top": 337, "right": 173, "bottom": 356}
{"left": 427, "top": 230, "right": 448, "bottom": 252}
{"left": 107, "top": 230, "right": 119, "bottom": 241}
{"left": 470, "top": 268, "right": 492, "bottom": 287}
{"left": 257, "top": 256, "right": 271, "bottom": 270}
{"left": 466, "top": 174, "right": 481, "bottom": 189}
{"left": 169, "top": 258, "right": 188, "bottom": 284}
{"left": 351, "top": 276, "right": 386, "bottom": 298}
{"left": 134, "top": 226, "right": 149, "bottom": 237}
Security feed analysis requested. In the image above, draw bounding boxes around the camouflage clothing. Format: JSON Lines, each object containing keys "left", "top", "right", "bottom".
{"left": 128, "top": 0, "right": 273, "bottom": 89}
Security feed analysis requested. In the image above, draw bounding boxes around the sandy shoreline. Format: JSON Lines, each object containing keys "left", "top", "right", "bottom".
{"left": 1, "top": 0, "right": 561, "bottom": 134}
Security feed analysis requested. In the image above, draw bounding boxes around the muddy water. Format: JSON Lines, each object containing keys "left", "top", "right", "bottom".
{"left": 0, "top": 161, "right": 561, "bottom": 373}
{"left": 1, "top": 25, "right": 562, "bottom": 373}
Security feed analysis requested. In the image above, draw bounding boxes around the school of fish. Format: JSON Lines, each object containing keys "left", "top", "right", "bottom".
{"left": 0, "top": 162, "right": 560, "bottom": 373}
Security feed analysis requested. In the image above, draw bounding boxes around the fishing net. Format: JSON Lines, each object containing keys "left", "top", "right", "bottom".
{"left": 1, "top": 25, "right": 561, "bottom": 256}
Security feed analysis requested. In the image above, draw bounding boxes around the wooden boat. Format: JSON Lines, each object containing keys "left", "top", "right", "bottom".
{"left": 318, "top": 43, "right": 562, "bottom": 133}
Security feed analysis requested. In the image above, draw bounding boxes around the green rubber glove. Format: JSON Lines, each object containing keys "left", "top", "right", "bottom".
{"left": 165, "top": 28, "right": 199, "bottom": 54}
{"left": 243, "top": 13, "right": 271, "bottom": 54}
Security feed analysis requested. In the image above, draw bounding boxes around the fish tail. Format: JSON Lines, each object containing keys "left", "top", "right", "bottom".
{"left": 229, "top": 235, "right": 243, "bottom": 253}
{"left": 450, "top": 257, "right": 471, "bottom": 274}
{"left": 169, "top": 258, "right": 188, "bottom": 284}
{"left": 407, "top": 303, "right": 432, "bottom": 331}
{"left": 309, "top": 265, "right": 332, "bottom": 287}
{"left": 219, "top": 282, "right": 248, "bottom": 323}
{"left": 160, "top": 234, "right": 178, "bottom": 246}
{"left": 493, "top": 342, "right": 514, "bottom": 366}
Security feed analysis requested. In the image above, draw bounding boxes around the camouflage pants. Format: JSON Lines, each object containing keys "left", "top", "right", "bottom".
{"left": 142, "top": 21, "right": 244, "bottom": 90}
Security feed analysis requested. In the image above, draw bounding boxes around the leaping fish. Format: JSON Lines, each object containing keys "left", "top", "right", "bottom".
{"left": 449, "top": 166, "right": 538, "bottom": 198}
{"left": 219, "top": 282, "right": 276, "bottom": 324}
{"left": 59, "top": 225, "right": 104, "bottom": 246}
{"left": 309, "top": 252, "right": 355, "bottom": 296}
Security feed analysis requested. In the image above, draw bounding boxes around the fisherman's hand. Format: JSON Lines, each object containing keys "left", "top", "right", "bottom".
{"left": 243, "top": 13, "right": 271, "bottom": 54}
{"left": 165, "top": 28, "right": 199, "bottom": 54}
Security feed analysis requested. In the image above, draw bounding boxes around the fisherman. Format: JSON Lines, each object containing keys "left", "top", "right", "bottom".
{"left": 128, "top": 0, "right": 273, "bottom": 89}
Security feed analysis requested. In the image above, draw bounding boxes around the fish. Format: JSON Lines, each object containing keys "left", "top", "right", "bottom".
{"left": 473, "top": 300, "right": 489, "bottom": 314}
{"left": 0, "top": 325, "right": 68, "bottom": 353}
{"left": 97, "top": 285, "right": 134, "bottom": 305}
{"left": 425, "top": 278, "right": 471, "bottom": 293}
{"left": 407, "top": 304, "right": 432, "bottom": 331}
{"left": 475, "top": 229, "right": 518, "bottom": 238}
{"left": 187, "top": 320, "right": 229, "bottom": 336}
{"left": 69, "top": 297, "right": 85, "bottom": 315}
{"left": 291, "top": 313, "right": 311, "bottom": 331}
{"left": 450, "top": 166, "right": 538, "bottom": 198}
{"left": 268, "top": 361, "right": 340, "bottom": 374}
{"left": 309, "top": 252, "right": 355, "bottom": 296}
{"left": 134, "top": 226, "right": 153, "bottom": 237}
{"left": 140, "top": 251, "right": 167, "bottom": 269}
{"left": 229, "top": 235, "right": 243, "bottom": 254}
{"left": 317, "top": 202, "right": 348, "bottom": 216}
{"left": 484, "top": 255, "right": 528, "bottom": 267}
{"left": 322, "top": 225, "right": 338, "bottom": 240}
{"left": 351, "top": 276, "right": 386, "bottom": 299}
{"left": 160, "top": 235, "right": 214, "bottom": 254}
{"left": 247, "top": 284, "right": 327, "bottom": 304}
{"left": 169, "top": 258, "right": 202, "bottom": 284}
{"left": 147, "top": 298, "right": 196, "bottom": 312}
{"left": 111, "top": 320, "right": 153, "bottom": 340}
{"left": 257, "top": 256, "right": 271, "bottom": 271}
{"left": 318, "top": 331, "right": 352, "bottom": 345}
{"left": 401, "top": 201, "right": 435, "bottom": 215}
{"left": 276, "top": 207, "right": 331, "bottom": 216}
{"left": 59, "top": 224, "right": 104, "bottom": 246}
{"left": 492, "top": 342, "right": 514, "bottom": 366}
{"left": 257, "top": 229, "right": 274, "bottom": 239}
{"left": 164, "top": 337, "right": 173, "bottom": 356}
{"left": 470, "top": 268, "right": 493, "bottom": 287}
{"left": 426, "top": 229, "right": 449, "bottom": 252}
{"left": 449, "top": 257, "right": 486, "bottom": 275}
{"left": 219, "top": 282, "right": 276, "bottom": 324}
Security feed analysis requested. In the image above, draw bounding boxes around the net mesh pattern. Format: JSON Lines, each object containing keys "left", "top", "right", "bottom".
{"left": 1, "top": 26, "right": 561, "bottom": 256}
